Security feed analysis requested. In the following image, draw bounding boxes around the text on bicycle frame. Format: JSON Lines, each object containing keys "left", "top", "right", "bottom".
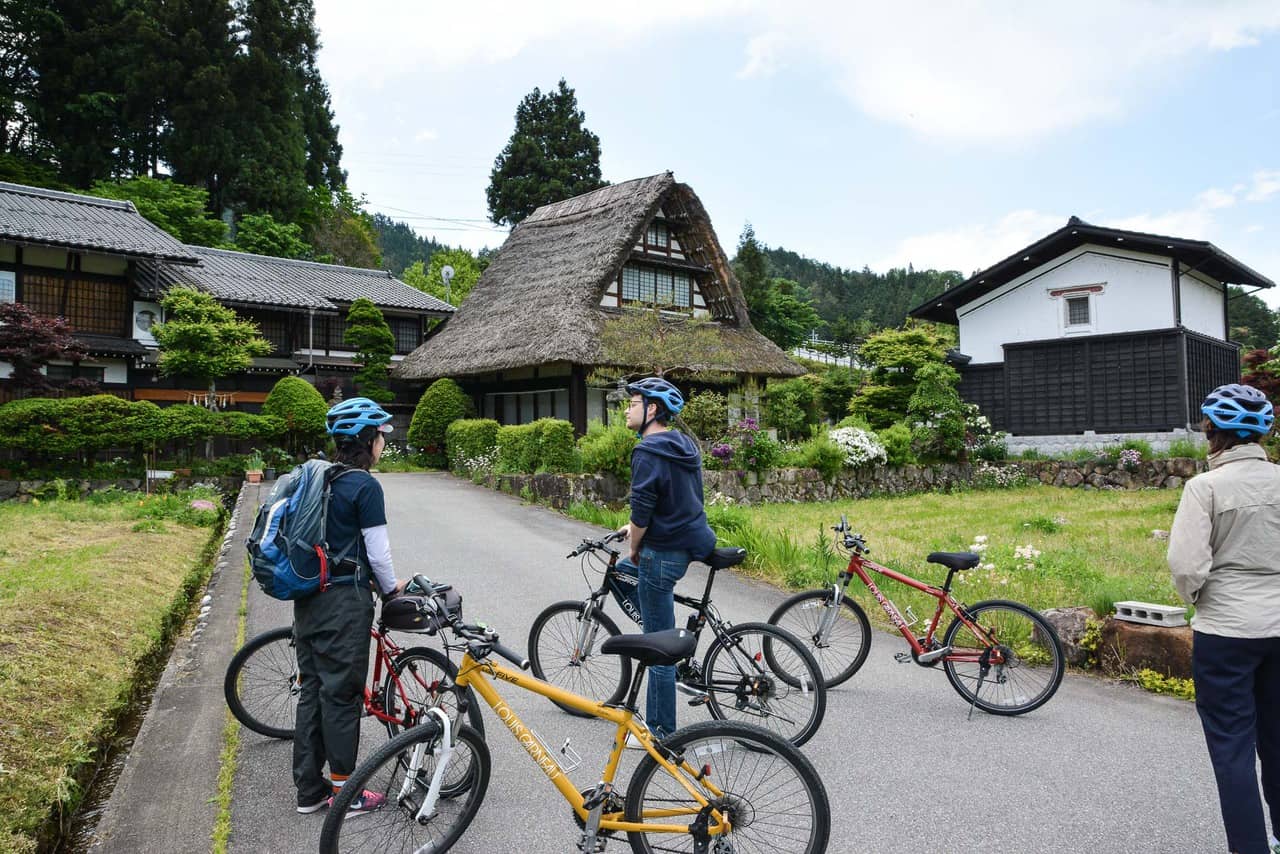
{"left": 493, "top": 699, "right": 561, "bottom": 782}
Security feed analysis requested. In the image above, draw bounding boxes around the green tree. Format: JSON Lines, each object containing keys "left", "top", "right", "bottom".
{"left": 599, "top": 309, "right": 737, "bottom": 380}
{"left": 343, "top": 297, "right": 395, "bottom": 403}
{"left": 756, "top": 278, "right": 822, "bottom": 352}
{"left": 0, "top": 301, "right": 88, "bottom": 393}
{"left": 90, "top": 176, "right": 227, "bottom": 245}
{"left": 0, "top": 0, "right": 44, "bottom": 157}
{"left": 235, "top": 213, "right": 312, "bottom": 258}
{"left": 152, "top": 286, "right": 271, "bottom": 405}
{"left": 304, "top": 187, "right": 379, "bottom": 268}
{"left": 907, "top": 362, "right": 966, "bottom": 460}
{"left": 262, "top": 375, "right": 327, "bottom": 453}
{"left": 732, "top": 223, "right": 770, "bottom": 317}
{"left": 408, "top": 378, "right": 470, "bottom": 467}
{"left": 402, "top": 248, "right": 484, "bottom": 306}
{"left": 1227, "top": 286, "right": 1279, "bottom": 352}
{"left": 763, "top": 376, "right": 820, "bottom": 441}
{"left": 486, "top": 79, "right": 606, "bottom": 227}
{"left": 851, "top": 327, "right": 949, "bottom": 428}
{"left": 371, "top": 213, "right": 445, "bottom": 275}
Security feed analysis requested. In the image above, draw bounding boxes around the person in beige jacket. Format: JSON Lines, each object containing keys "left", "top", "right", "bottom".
{"left": 1169, "top": 383, "right": 1280, "bottom": 854}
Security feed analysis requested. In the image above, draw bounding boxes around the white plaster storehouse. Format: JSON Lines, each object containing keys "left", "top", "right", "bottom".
{"left": 908, "top": 217, "right": 1273, "bottom": 453}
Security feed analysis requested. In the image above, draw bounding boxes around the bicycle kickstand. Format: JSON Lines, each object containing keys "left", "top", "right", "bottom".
{"left": 967, "top": 647, "right": 994, "bottom": 721}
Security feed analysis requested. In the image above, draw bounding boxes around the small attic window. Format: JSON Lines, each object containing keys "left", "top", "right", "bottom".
{"left": 646, "top": 220, "right": 669, "bottom": 249}
{"left": 1066, "top": 296, "right": 1090, "bottom": 326}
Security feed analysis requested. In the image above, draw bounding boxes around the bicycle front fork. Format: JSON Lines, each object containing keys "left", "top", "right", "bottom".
{"left": 572, "top": 599, "right": 605, "bottom": 664}
{"left": 813, "top": 578, "right": 850, "bottom": 647}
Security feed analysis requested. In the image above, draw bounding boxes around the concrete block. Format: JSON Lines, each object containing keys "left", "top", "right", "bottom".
{"left": 1114, "top": 600, "right": 1187, "bottom": 627}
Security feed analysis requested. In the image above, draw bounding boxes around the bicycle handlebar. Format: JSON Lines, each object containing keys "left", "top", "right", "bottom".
{"left": 831, "top": 517, "right": 870, "bottom": 554}
{"left": 566, "top": 529, "right": 626, "bottom": 559}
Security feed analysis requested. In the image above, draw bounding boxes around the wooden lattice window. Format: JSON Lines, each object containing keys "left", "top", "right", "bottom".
{"left": 248, "top": 312, "right": 290, "bottom": 354}
{"left": 621, "top": 264, "right": 691, "bottom": 309}
{"left": 23, "top": 272, "right": 127, "bottom": 335}
{"left": 388, "top": 316, "right": 421, "bottom": 354}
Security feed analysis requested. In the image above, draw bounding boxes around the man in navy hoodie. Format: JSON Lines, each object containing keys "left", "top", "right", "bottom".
{"left": 617, "top": 377, "right": 717, "bottom": 740}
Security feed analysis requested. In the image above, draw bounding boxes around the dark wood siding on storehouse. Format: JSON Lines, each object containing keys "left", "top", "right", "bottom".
{"left": 958, "top": 328, "right": 1240, "bottom": 435}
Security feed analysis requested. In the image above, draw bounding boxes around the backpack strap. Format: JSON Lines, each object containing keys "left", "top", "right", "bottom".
{"left": 317, "top": 464, "right": 363, "bottom": 589}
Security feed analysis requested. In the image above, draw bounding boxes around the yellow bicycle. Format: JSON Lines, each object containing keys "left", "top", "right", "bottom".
{"left": 319, "top": 575, "right": 831, "bottom": 853}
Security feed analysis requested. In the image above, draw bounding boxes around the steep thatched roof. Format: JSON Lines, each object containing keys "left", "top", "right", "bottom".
{"left": 395, "top": 172, "right": 803, "bottom": 380}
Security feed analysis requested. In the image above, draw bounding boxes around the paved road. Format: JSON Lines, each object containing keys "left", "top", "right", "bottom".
{"left": 230, "top": 472, "right": 1223, "bottom": 853}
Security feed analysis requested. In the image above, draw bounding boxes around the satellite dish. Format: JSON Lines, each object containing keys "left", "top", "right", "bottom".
{"left": 440, "top": 265, "right": 455, "bottom": 285}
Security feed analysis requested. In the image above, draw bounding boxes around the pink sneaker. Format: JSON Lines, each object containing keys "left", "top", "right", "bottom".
{"left": 333, "top": 789, "right": 386, "bottom": 817}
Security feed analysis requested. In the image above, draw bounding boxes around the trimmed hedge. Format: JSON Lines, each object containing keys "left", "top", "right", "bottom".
{"left": 495, "top": 418, "right": 578, "bottom": 473}
{"left": 446, "top": 419, "right": 500, "bottom": 471}
{"left": 408, "top": 379, "right": 470, "bottom": 467}
{"left": 578, "top": 416, "right": 637, "bottom": 480}
{"left": 262, "top": 376, "right": 328, "bottom": 451}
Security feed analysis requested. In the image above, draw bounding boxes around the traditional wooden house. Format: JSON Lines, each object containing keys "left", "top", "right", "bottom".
{"left": 394, "top": 172, "right": 803, "bottom": 433}
{"left": 908, "top": 216, "right": 1274, "bottom": 446}
{"left": 0, "top": 180, "right": 451, "bottom": 407}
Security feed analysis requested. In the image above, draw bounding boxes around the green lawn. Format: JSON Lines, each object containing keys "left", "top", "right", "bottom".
{"left": 0, "top": 491, "right": 222, "bottom": 853}
{"left": 567, "top": 484, "right": 1183, "bottom": 622}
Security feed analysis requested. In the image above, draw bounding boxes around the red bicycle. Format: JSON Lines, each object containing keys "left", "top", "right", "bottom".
{"left": 768, "top": 516, "right": 1064, "bottom": 715}
{"left": 223, "top": 579, "right": 485, "bottom": 739}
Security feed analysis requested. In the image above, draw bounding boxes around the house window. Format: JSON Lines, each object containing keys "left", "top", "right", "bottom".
{"left": 23, "top": 272, "right": 128, "bottom": 335}
{"left": 620, "top": 264, "right": 692, "bottom": 309}
{"left": 388, "top": 317, "right": 422, "bottom": 354}
{"left": 249, "top": 313, "right": 290, "bottom": 354}
{"left": 47, "top": 364, "right": 106, "bottom": 384}
{"left": 646, "top": 221, "right": 669, "bottom": 250}
{"left": 1065, "top": 296, "right": 1090, "bottom": 327}
{"left": 0, "top": 271, "right": 14, "bottom": 303}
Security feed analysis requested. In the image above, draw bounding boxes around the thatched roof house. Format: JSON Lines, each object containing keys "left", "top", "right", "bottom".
{"left": 395, "top": 172, "right": 802, "bottom": 432}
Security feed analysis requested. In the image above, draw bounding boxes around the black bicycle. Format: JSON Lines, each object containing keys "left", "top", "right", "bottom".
{"left": 527, "top": 531, "right": 828, "bottom": 747}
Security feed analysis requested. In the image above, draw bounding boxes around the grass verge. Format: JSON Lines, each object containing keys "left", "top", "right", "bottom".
{"left": 0, "top": 488, "right": 227, "bottom": 854}
{"left": 566, "top": 484, "right": 1181, "bottom": 620}
{"left": 211, "top": 557, "right": 252, "bottom": 853}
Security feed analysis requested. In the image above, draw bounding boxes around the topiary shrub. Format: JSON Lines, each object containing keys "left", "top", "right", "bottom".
{"left": 534, "top": 418, "right": 578, "bottom": 473}
{"left": 681, "top": 391, "right": 729, "bottom": 443}
{"left": 262, "top": 376, "right": 328, "bottom": 452}
{"left": 578, "top": 415, "right": 637, "bottom": 480}
{"left": 497, "top": 423, "right": 540, "bottom": 472}
{"left": 781, "top": 432, "right": 845, "bottom": 480}
{"left": 877, "top": 422, "right": 916, "bottom": 466}
{"left": 408, "top": 378, "right": 470, "bottom": 467}
{"left": 446, "top": 419, "right": 500, "bottom": 472}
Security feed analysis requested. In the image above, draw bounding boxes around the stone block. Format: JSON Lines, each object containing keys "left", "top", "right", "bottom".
{"left": 1100, "top": 619, "right": 1193, "bottom": 679}
{"left": 0, "top": 481, "right": 16, "bottom": 501}
{"left": 1041, "top": 606, "right": 1096, "bottom": 666}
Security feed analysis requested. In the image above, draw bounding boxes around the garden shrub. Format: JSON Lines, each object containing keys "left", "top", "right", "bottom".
{"left": 763, "top": 377, "right": 820, "bottom": 441}
{"left": 497, "top": 423, "right": 540, "bottom": 473}
{"left": 907, "top": 362, "right": 966, "bottom": 461}
{"left": 784, "top": 432, "right": 844, "bottom": 480}
{"left": 705, "top": 418, "right": 780, "bottom": 476}
{"left": 408, "top": 378, "right": 470, "bottom": 467}
{"left": 1165, "top": 438, "right": 1206, "bottom": 460}
{"left": 0, "top": 395, "right": 163, "bottom": 457}
{"left": 578, "top": 416, "right": 637, "bottom": 480}
{"left": 262, "top": 376, "right": 328, "bottom": 451}
{"left": 816, "top": 369, "right": 859, "bottom": 423}
{"left": 534, "top": 418, "right": 578, "bottom": 473}
{"left": 836, "top": 413, "right": 873, "bottom": 430}
{"left": 828, "top": 426, "right": 887, "bottom": 468}
{"left": 680, "top": 391, "right": 729, "bottom": 442}
{"left": 446, "top": 419, "right": 500, "bottom": 472}
{"left": 851, "top": 327, "right": 949, "bottom": 428}
{"left": 876, "top": 422, "right": 915, "bottom": 466}
{"left": 160, "top": 404, "right": 220, "bottom": 445}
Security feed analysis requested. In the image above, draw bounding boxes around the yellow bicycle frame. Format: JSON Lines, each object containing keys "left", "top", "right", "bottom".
{"left": 454, "top": 651, "right": 730, "bottom": 838}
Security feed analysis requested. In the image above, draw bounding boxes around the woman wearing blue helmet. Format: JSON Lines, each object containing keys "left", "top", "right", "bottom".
{"left": 292, "top": 397, "right": 405, "bottom": 817}
{"left": 615, "top": 377, "right": 716, "bottom": 743}
{"left": 1169, "top": 383, "right": 1280, "bottom": 854}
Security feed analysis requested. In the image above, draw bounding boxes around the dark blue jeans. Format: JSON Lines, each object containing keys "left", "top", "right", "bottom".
{"left": 616, "top": 547, "right": 691, "bottom": 738}
{"left": 1192, "top": 631, "right": 1280, "bottom": 854}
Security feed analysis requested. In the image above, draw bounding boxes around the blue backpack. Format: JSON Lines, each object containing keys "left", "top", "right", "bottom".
{"left": 246, "top": 459, "right": 360, "bottom": 600}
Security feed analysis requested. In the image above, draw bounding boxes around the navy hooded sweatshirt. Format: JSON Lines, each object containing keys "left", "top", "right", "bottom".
{"left": 629, "top": 430, "right": 717, "bottom": 559}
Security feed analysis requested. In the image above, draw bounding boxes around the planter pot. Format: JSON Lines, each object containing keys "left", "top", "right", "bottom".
{"left": 263, "top": 467, "right": 277, "bottom": 481}
{"left": 245, "top": 470, "right": 263, "bottom": 484}
{"left": 174, "top": 468, "right": 192, "bottom": 477}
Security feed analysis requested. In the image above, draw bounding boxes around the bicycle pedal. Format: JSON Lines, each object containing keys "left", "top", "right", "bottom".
{"left": 893, "top": 652, "right": 912, "bottom": 664}
{"left": 687, "top": 695, "right": 710, "bottom": 707}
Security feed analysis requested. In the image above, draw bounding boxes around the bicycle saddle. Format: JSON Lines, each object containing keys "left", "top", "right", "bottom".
{"left": 927, "top": 551, "right": 982, "bottom": 570}
{"left": 704, "top": 547, "right": 747, "bottom": 570}
{"left": 601, "top": 628, "right": 697, "bottom": 667}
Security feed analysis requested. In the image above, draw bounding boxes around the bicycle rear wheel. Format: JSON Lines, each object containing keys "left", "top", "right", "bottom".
{"left": 385, "top": 647, "right": 485, "bottom": 738}
{"left": 700, "top": 622, "right": 826, "bottom": 747}
{"left": 623, "top": 719, "right": 830, "bottom": 854}
{"left": 224, "top": 625, "right": 298, "bottom": 739}
{"left": 942, "top": 599, "right": 1064, "bottom": 715}
{"left": 319, "top": 722, "right": 490, "bottom": 854}
{"left": 527, "top": 600, "right": 631, "bottom": 716}
{"left": 768, "top": 588, "right": 872, "bottom": 688}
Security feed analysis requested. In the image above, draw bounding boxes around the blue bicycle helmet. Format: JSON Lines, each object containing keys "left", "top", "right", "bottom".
{"left": 326, "top": 397, "right": 394, "bottom": 438}
{"left": 1201, "top": 383, "right": 1274, "bottom": 438}
{"left": 625, "top": 377, "right": 685, "bottom": 418}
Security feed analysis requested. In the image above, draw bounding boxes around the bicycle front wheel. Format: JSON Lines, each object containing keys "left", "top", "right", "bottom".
{"left": 224, "top": 625, "right": 298, "bottom": 739}
{"left": 623, "top": 719, "right": 830, "bottom": 854}
{"left": 319, "top": 722, "right": 490, "bottom": 854}
{"left": 700, "top": 622, "right": 826, "bottom": 747}
{"left": 768, "top": 588, "right": 872, "bottom": 688}
{"left": 528, "top": 600, "right": 631, "bottom": 716}
{"left": 942, "top": 599, "right": 1065, "bottom": 715}
{"left": 385, "top": 647, "right": 486, "bottom": 739}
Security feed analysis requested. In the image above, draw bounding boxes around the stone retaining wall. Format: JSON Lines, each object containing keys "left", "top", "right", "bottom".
{"left": 479, "top": 457, "right": 1206, "bottom": 509}
{"left": 0, "top": 476, "right": 245, "bottom": 502}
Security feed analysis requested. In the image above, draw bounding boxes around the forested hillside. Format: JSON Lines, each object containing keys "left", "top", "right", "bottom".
{"left": 371, "top": 214, "right": 446, "bottom": 276}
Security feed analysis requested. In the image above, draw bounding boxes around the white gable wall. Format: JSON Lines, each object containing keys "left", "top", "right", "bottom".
{"left": 956, "top": 245, "right": 1225, "bottom": 363}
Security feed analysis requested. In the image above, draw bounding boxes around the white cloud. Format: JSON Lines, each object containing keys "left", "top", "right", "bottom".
{"left": 875, "top": 210, "right": 1065, "bottom": 273}
{"left": 413, "top": 129, "right": 439, "bottom": 144}
{"left": 737, "top": 32, "right": 786, "bottom": 79}
{"left": 1246, "top": 169, "right": 1280, "bottom": 202}
{"left": 1198, "top": 187, "right": 1237, "bottom": 210}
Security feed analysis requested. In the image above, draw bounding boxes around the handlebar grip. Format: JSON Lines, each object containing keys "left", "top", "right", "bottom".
{"left": 492, "top": 640, "right": 530, "bottom": 671}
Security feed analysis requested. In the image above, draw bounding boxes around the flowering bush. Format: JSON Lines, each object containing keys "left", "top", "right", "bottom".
{"left": 1118, "top": 448, "right": 1142, "bottom": 471}
{"left": 827, "top": 427, "right": 887, "bottom": 468}
{"left": 704, "top": 418, "right": 780, "bottom": 475}
{"left": 973, "top": 461, "right": 1027, "bottom": 489}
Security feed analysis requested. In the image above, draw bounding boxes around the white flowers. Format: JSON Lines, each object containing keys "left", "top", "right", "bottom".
{"left": 827, "top": 427, "right": 887, "bottom": 468}
{"left": 968, "top": 534, "right": 989, "bottom": 553}
{"left": 1014, "top": 543, "right": 1041, "bottom": 571}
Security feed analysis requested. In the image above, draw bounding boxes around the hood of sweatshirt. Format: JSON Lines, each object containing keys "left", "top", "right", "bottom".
{"left": 634, "top": 430, "right": 702, "bottom": 471}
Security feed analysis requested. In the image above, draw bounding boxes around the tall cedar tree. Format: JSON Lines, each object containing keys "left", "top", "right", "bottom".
{"left": 0, "top": 0, "right": 43, "bottom": 156}
{"left": 343, "top": 297, "right": 396, "bottom": 403}
{"left": 486, "top": 79, "right": 606, "bottom": 227}
{"left": 1227, "top": 286, "right": 1280, "bottom": 352}
{"left": 0, "top": 301, "right": 87, "bottom": 392}
{"left": 152, "top": 286, "right": 271, "bottom": 403}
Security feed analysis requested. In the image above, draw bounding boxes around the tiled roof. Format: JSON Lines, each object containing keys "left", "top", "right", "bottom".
{"left": 0, "top": 182, "right": 199, "bottom": 263}
{"left": 139, "top": 246, "right": 454, "bottom": 315}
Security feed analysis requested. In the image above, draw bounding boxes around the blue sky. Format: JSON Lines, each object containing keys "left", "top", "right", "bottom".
{"left": 312, "top": 1, "right": 1280, "bottom": 306}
